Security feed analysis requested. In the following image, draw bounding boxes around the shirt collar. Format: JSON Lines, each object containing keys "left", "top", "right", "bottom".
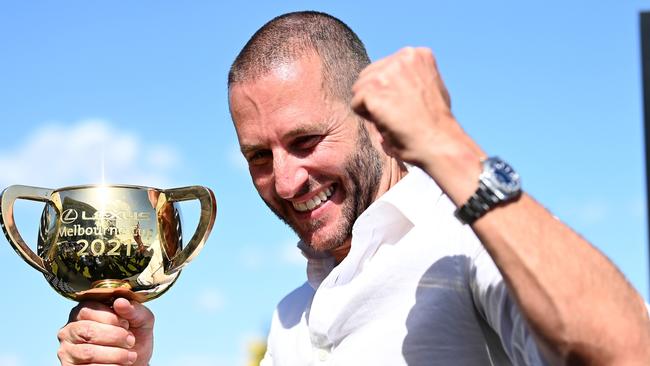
{"left": 368, "top": 165, "right": 443, "bottom": 227}
{"left": 299, "top": 166, "right": 443, "bottom": 289}
{"left": 298, "top": 240, "right": 337, "bottom": 289}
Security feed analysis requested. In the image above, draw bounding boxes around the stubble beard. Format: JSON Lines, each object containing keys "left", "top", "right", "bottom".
{"left": 262, "top": 123, "right": 384, "bottom": 253}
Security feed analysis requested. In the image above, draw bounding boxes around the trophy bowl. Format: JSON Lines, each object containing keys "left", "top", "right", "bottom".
{"left": 0, "top": 184, "right": 216, "bottom": 303}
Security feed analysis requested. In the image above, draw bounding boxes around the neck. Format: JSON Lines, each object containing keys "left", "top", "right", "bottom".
{"left": 329, "top": 238, "right": 352, "bottom": 264}
{"left": 329, "top": 157, "right": 408, "bottom": 264}
{"left": 376, "top": 157, "right": 408, "bottom": 201}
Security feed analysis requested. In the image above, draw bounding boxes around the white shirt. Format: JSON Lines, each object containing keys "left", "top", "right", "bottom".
{"left": 261, "top": 167, "right": 547, "bottom": 365}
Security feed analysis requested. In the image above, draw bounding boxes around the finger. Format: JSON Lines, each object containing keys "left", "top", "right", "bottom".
{"left": 357, "top": 46, "right": 422, "bottom": 86}
{"left": 352, "top": 58, "right": 395, "bottom": 95}
{"left": 356, "top": 51, "right": 397, "bottom": 81}
{"left": 68, "top": 301, "right": 109, "bottom": 321}
{"left": 58, "top": 320, "right": 135, "bottom": 348}
{"left": 350, "top": 87, "right": 371, "bottom": 120}
{"left": 351, "top": 72, "right": 384, "bottom": 111}
{"left": 61, "top": 364, "right": 125, "bottom": 366}
{"left": 351, "top": 87, "right": 388, "bottom": 126}
{"left": 352, "top": 74, "right": 386, "bottom": 100}
{"left": 62, "top": 364, "right": 125, "bottom": 366}
{"left": 411, "top": 48, "right": 451, "bottom": 108}
{"left": 71, "top": 302, "right": 130, "bottom": 329}
{"left": 353, "top": 58, "right": 413, "bottom": 99}
{"left": 58, "top": 342, "right": 137, "bottom": 365}
{"left": 437, "top": 76, "right": 452, "bottom": 109}
{"left": 113, "top": 298, "right": 155, "bottom": 329}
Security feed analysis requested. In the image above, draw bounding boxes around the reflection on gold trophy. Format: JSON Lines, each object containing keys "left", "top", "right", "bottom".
{"left": 0, "top": 184, "right": 216, "bottom": 303}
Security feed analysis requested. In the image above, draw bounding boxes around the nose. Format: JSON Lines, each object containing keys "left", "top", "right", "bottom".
{"left": 273, "top": 151, "right": 308, "bottom": 199}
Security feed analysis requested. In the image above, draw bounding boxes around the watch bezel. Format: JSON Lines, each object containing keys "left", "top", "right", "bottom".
{"left": 480, "top": 157, "right": 521, "bottom": 200}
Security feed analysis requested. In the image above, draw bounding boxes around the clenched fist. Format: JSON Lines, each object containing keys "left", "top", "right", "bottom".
{"left": 57, "top": 298, "right": 154, "bottom": 366}
{"left": 351, "top": 47, "right": 485, "bottom": 203}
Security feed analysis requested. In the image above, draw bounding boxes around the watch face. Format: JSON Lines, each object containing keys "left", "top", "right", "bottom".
{"left": 483, "top": 157, "right": 521, "bottom": 198}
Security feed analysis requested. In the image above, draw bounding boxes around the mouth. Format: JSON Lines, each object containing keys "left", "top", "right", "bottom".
{"left": 292, "top": 185, "right": 335, "bottom": 213}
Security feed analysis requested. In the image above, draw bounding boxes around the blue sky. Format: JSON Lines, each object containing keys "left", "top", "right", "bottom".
{"left": 1, "top": 1, "right": 649, "bottom": 365}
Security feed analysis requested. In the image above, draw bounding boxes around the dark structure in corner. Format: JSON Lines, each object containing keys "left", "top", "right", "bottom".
{"left": 642, "top": 11, "right": 650, "bottom": 293}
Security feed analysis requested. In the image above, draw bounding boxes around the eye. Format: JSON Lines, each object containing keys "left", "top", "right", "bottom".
{"left": 292, "top": 135, "right": 322, "bottom": 151}
{"left": 246, "top": 150, "right": 272, "bottom": 166}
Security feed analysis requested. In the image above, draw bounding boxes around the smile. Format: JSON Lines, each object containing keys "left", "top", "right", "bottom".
{"left": 292, "top": 186, "right": 334, "bottom": 212}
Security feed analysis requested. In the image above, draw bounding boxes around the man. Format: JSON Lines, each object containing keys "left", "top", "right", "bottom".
{"left": 56, "top": 11, "right": 650, "bottom": 366}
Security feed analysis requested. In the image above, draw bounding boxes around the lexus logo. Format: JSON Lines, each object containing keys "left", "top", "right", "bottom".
{"left": 61, "top": 209, "right": 79, "bottom": 224}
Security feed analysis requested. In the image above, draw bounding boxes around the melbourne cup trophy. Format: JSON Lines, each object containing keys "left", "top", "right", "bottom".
{"left": 0, "top": 184, "right": 216, "bottom": 303}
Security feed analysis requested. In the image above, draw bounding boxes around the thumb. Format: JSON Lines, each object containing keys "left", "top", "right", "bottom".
{"left": 113, "top": 298, "right": 155, "bottom": 329}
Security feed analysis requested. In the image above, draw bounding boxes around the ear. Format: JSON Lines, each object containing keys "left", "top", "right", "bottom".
{"left": 363, "top": 119, "right": 385, "bottom": 148}
{"left": 363, "top": 119, "right": 400, "bottom": 160}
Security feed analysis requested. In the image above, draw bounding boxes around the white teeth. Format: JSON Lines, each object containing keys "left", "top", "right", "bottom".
{"left": 292, "top": 186, "right": 334, "bottom": 212}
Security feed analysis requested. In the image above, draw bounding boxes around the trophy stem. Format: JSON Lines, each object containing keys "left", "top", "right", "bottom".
{"left": 91, "top": 279, "right": 132, "bottom": 290}
{"left": 76, "top": 280, "right": 144, "bottom": 304}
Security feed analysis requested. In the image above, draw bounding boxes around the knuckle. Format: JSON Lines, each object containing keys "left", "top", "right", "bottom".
{"left": 147, "top": 309, "right": 156, "bottom": 325}
{"left": 377, "top": 74, "right": 389, "bottom": 87}
{"left": 56, "top": 327, "right": 67, "bottom": 343}
{"left": 363, "top": 95, "right": 380, "bottom": 113}
{"left": 139, "top": 303, "right": 154, "bottom": 319}
{"left": 397, "top": 47, "right": 421, "bottom": 68}
{"left": 56, "top": 347, "right": 67, "bottom": 362}
{"left": 401, "top": 46, "right": 415, "bottom": 55}
{"left": 76, "top": 344, "right": 95, "bottom": 362}
{"left": 77, "top": 306, "right": 89, "bottom": 319}
{"left": 76, "top": 322, "right": 96, "bottom": 342}
{"left": 417, "top": 47, "right": 433, "bottom": 56}
{"left": 416, "top": 47, "right": 435, "bottom": 63}
{"left": 61, "top": 343, "right": 95, "bottom": 363}
{"left": 403, "top": 46, "right": 419, "bottom": 61}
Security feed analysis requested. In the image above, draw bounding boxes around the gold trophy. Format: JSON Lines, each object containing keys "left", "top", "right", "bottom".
{"left": 0, "top": 184, "right": 216, "bottom": 303}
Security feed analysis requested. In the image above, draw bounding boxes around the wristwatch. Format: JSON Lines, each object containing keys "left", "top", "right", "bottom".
{"left": 454, "top": 156, "right": 522, "bottom": 225}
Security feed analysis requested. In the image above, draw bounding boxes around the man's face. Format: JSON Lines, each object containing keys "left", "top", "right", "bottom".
{"left": 229, "top": 54, "right": 384, "bottom": 252}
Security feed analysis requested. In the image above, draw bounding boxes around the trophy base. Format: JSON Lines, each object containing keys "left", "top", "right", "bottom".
{"left": 75, "top": 280, "right": 146, "bottom": 303}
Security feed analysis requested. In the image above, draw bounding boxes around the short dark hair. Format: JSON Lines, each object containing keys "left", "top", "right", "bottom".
{"left": 228, "top": 11, "right": 370, "bottom": 102}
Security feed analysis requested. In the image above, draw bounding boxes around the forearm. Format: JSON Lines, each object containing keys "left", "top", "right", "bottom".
{"left": 421, "top": 126, "right": 650, "bottom": 364}
{"left": 477, "top": 195, "right": 649, "bottom": 363}
{"left": 350, "top": 46, "right": 650, "bottom": 364}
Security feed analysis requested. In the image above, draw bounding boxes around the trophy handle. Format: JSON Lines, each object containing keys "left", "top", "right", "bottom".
{"left": 160, "top": 186, "right": 216, "bottom": 275}
{"left": 0, "top": 185, "right": 53, "bottom": 274}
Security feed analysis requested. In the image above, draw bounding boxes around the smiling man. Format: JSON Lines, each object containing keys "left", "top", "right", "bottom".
{"left": 56, "top": 11, "right": 650, "bottom": 366}
{"left": 229, "top": 46, "right": 388, "bottom": 258}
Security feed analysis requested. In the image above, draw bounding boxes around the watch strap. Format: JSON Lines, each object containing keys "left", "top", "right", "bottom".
{"left": 454, "top": 182, "right": 499, "bottom": 225}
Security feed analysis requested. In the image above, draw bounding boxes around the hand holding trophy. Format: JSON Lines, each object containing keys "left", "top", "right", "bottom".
{"left": 0, "top": 184, "right": 216, "bottom": 303}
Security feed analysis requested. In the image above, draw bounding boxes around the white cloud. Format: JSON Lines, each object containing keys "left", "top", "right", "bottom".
{"left": 0, "top": 119, "right": 181, "bottom": 189}
{"left": 195, "top": 287, "right": 225, "bottom": 313}
{"left": 0, "top": 354, "right": 22, "bottom": 366}
{"left": 146, "top": 144, "right": 180, "bottom": 170}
